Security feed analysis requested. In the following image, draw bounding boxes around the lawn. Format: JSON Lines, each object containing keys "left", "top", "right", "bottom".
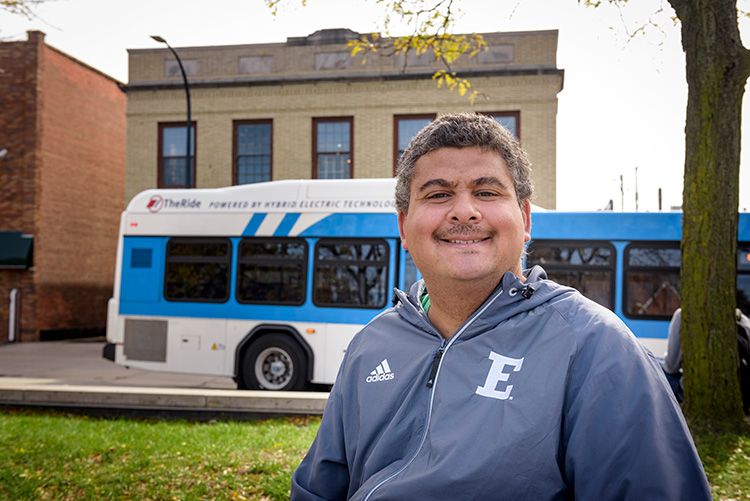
{"left": 0, "top": 408, "right": 319, "bottom": 500}
{"left": 1, "top": 408, "right": 748, "bottom": 500}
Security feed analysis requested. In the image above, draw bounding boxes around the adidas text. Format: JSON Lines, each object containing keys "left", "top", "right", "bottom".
{"left": 367, "top": 372, "right": 395, "bottom": 383}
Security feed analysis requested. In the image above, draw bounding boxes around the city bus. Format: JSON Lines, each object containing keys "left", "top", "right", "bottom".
{"left": 104, "top": 178, "right": 413, "bottom": 391}
{"left": 104, "top": 178, "right": 750, "bottom": 390}
{"left": 525, "top": 211, "right": 750, "bottom": 356}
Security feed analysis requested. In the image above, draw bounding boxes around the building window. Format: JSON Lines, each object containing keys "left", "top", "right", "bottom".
{"left": 164, "top": 238, "right": 231, "bottom": 302}
{"left": 313, "top": 239, "right": 389, "bottom": 308}
{"left": 479, "top": 111, "right": 520, "bottom": 139}
{"left": 394, "top": 114, "right": 435, "bottom": 174}
{"left": 526, "top": 240, "right": 616, "bottom": 310}
{"left": 313, "top": 118, "right": 353, "bottom": 179}
{"left": 624, "top": 242, "right": 681, "bottom": 319}
{"left": 234, "top": 120, "right": 272, "bottom": 184}
{"left": 236, "top": 238, "right": 307, "bottom": 305}
{"left": 159, "top": 122, "right": 196, "bottom": 188}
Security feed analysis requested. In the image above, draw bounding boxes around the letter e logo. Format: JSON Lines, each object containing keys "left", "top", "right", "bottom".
{"left": 475, "top": 351, "right": 524, "bottom": 401}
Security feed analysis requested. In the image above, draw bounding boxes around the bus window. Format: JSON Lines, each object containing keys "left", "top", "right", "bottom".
{"left": 164, "top": 238, "right": 231, "bottom": 302}
{"left": 624, "top": 243, "right": 681, "bottom": 319}
{"left": 737, "top": 244, "right": 750, "bottom": 314}
{"left": 404, "top": 251, "right": 419, "bottom": 291}
{"left": 526, "top": 240, "right": 615, "bottom": 309}
{"left": 237, "top": 238, "right": 307, "bottom": 305}
{"left": 313, "top": 239, "right": 389, "bottom": 308}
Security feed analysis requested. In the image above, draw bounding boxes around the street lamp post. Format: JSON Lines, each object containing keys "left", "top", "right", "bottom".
{"left": 151, "top": 35, "right": 192, "bottom": 189}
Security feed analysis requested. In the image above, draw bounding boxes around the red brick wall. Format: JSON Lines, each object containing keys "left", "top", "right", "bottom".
{"left": 0, "top": 31, "right": 126, "bottom": 341}
{"left": 0, "top": 32, "right": 42, "bottom": 342}
{"left": 34, "top": 40, "right": 126, "bottom": 332}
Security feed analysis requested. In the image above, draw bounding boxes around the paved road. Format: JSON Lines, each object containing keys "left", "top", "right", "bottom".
{"left": 0, "top": 338, "right": 237, "bottom": 389}
{"left": 0, "top": 339, "right": 328, "bottom": 418}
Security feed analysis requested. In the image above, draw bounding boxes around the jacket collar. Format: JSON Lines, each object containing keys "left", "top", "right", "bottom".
{"left": 394, "top": 265, "right": 570, "bottom": 340}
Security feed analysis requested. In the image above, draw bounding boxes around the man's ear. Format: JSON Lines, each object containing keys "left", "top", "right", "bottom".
{"left": 522, "top": 200, "right": 532, "bottom": 243}
{"left": 397, "top": 211, "right": 409, "bottom": 250}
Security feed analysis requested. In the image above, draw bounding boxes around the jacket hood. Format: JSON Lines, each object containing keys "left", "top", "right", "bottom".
{"left": 392, "top": 265, "right": 574, "bottom": 340}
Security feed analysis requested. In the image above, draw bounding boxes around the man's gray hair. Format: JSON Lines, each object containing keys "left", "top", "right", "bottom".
{"left": 395, "top": 113, "right": 533, "bottom": 213}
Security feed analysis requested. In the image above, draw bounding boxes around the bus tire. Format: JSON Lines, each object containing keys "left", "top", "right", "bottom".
{"left": 240, "top": 334, "right": 308, "bottom": 391}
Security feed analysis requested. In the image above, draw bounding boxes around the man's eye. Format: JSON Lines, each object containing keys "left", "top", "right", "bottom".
{"left": 426, "top": 192, "right": 449, "bottom": 199}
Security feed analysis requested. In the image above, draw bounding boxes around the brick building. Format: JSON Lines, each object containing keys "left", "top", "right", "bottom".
{"left": 0, "top": 31, "right": 126, "bottom": 342}
{"left": 127, "top": 28, "right": 563, "bottom": 208}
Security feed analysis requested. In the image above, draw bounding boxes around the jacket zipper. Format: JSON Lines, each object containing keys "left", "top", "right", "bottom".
{"left": 426, "top": 340, "right": 447, "bottom": 388}
{"left": 362, "top": 287, "right": 506, "bottom": 500}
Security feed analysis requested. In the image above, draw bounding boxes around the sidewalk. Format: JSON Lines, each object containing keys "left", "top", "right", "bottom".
{"left": 0, "top": 339, "right": 328, "bottom": 417}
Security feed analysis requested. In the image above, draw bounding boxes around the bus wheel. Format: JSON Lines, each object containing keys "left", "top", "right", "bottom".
{"left": 241, "top": 334, "right": 308, "bottom": 391}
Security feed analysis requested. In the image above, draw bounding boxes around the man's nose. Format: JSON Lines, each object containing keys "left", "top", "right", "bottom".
{"left": 449, "top": 193, "right": 482, "bottom": 224}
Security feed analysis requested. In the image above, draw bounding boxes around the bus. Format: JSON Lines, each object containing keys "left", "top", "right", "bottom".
{"left": 104, "top": 178, "right": 750, "bottom": 390}
{"left": 525, "top": 211, "right": 750, "bottom": 356}
{"left": 104, "top": 178, "right": 413, "bottom": 391}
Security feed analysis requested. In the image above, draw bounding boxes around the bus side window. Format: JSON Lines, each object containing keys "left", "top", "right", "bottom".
{"left": 164, "top": 238, "right": 232, "bottom": 302}
{"left": 236, "top": 238, "right": 307, "bottom": 305}
{"left": 404, "top": 251, "right": 420, "bottom": 291}
{"left": 526, "top": 240, "right": 615, "bottom": 310}
{"left": 313, "top": 239, "right": 389, "bottom": 308}
{"left": 623, "top": 242, "right": 681, "bottom": 320}
{"left": 737, "top": 244, "right": 750, "bottom": 315}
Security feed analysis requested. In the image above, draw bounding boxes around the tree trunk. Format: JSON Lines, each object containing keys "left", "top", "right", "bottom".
{"left": 669, "top": 0, "right": 750, "bottom": 431}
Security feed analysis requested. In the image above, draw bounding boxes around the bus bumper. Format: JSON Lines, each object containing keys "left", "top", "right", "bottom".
{"left": 102, "top": 342, "right": 116, "bottom": 362}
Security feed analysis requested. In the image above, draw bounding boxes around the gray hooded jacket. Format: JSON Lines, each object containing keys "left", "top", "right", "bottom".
{"left": 291, "top": 266, "right": 711, "bottom": 500}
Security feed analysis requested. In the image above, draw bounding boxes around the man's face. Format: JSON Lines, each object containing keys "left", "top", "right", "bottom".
{"left": 397, "top": 146, "right": 531, "bottom": 290}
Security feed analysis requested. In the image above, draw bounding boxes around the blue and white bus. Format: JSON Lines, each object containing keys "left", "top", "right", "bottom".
{"left": 104, "top": 178, "right": 750, "bottom": 390}
{"left": 525, "top": 211, "right": 750, "bottom": 355}
{"left": 104, "top": 179, "right": 414, "bottom": 391}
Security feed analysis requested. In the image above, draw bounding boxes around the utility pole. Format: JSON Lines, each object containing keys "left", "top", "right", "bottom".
{"left": 634, "top": 166, "right": 639, "bottom": 212}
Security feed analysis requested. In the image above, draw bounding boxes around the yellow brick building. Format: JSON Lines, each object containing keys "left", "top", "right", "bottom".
{"left": 126, "top": 28, "right": 563, "bottom": 208}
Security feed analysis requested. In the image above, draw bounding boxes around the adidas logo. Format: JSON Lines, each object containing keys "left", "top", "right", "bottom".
{"left": 366, "top": 359, "right": 395, "bottom": 383}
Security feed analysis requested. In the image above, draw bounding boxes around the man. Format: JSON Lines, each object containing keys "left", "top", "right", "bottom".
{"left": 663, "top": 308, "right": 685, "bottom": 402}
{"left": 665, "top": 307, "right": 750, "bottom": 414}
{"left": 291, "top": 113, "right": 711, "bottom": 500}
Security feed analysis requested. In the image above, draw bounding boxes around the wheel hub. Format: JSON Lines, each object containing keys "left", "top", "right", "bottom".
{"left": 254, "top": 347, "right": 294, "bottom": 390}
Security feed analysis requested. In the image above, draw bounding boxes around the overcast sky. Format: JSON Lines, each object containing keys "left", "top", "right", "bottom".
{"left": 3, "top": 0, "right": 750, "bottom": 211}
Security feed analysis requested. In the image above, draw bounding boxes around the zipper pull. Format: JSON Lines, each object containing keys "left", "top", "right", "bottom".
{"left": 426, "top": 343, "right": 446, "bottom": 388}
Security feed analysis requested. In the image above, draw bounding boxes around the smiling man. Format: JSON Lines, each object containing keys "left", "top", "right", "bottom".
{"left": 398, "top": 145, "right": 531, "bottom": 338}
{"left": 291, "top": 113, "right": 711, "bottom": 500}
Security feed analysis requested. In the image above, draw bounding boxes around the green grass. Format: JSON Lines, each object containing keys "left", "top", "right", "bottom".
{"left": 695, "top": 432, "right": 750, "bottom": 500}
{"left": 0, "top": 408, "right": 320, "bottom": 500}
{"left": 1, "top": 408, "right": 749, "bottom": 500}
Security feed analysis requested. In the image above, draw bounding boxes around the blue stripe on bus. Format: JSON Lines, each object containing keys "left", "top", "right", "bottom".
{"left": 621, "top": 318, "right": 670, "bottom": 340}
{"left": 299, "top": 213, "right": 399, "bottom": 237}
{"left": 274, "top": 213, "right": 302, "bottom": 236}
{"left": 531, "top": 212, "right": 683, "bottom": 241}
{"left": 243, "top": 213, "right": 267, "bottom": 236}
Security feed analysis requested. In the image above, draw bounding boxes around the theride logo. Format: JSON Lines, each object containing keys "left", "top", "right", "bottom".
{"left": 147, "top": 195, "right": 164, "bottom": 213}
{"left": 366, "top": 359, "right": 395, "bottom": 383}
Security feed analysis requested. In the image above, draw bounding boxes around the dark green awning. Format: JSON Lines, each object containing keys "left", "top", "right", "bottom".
{"left": 0, "top": 231, "right": 34, "bottom": 269}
